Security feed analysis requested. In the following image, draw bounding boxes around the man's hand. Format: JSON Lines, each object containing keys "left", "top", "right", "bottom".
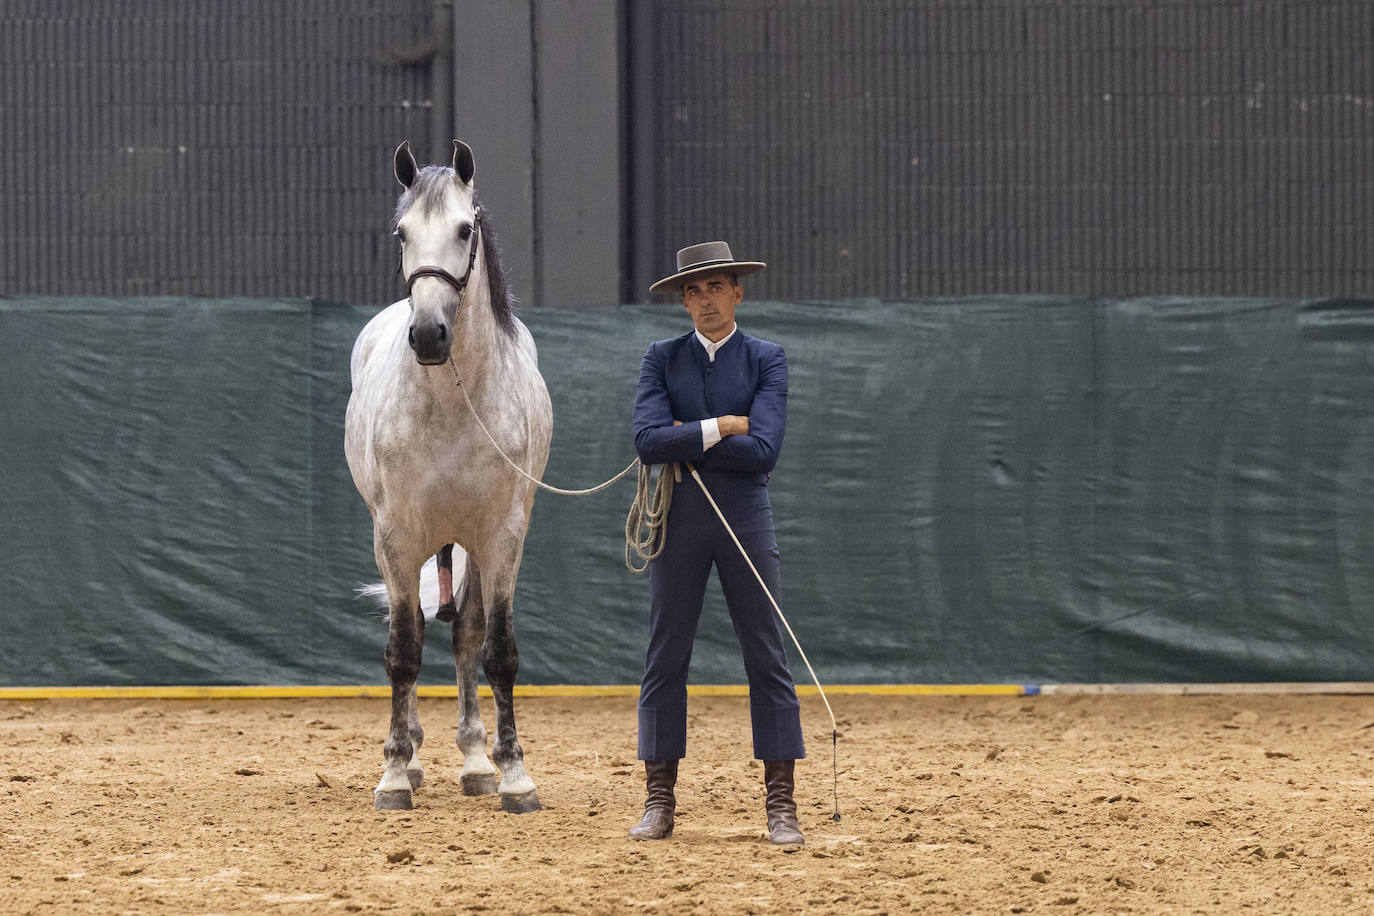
{"left": 717, "top": 415, "right": 749, "bottom": 437}
{"left": 672, "top": 417, "right": 749, "bottom": 435}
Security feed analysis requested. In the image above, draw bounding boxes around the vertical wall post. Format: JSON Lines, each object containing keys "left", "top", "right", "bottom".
{"left": 449, "top": 1, "right": 536, "bottom": 305}
{"left": 532, "top": 0, "right": 623, "bottom": 306}
{"left": 430, "top": 0, "right": 453, "bottom": 152}
{"left": 625, "top": 1, "right": 659, "bottom": 303}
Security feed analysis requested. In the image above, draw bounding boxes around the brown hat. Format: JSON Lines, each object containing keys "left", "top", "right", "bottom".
{"left": 649, "top": 241, "right": 766, "bottom": 294}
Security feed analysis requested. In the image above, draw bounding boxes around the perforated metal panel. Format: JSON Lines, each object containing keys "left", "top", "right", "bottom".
{"left": 7, "top": 2, "right": 1374, "bottom": 303}
{"left": 639, "top": 0, "right": 1374, "bottom": 300}
{"left": 0, "top": 0, "right": 436, "bottom": 303}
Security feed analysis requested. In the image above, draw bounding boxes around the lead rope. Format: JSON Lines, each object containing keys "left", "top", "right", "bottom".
{"left": 683, "top": 460, "right": 842, "bottom": 823}
{"left": 445, "top": 364, "right": 672, "bottom": 571}
{"left": 447, "top": 362, "right": 638, "bottom": 495}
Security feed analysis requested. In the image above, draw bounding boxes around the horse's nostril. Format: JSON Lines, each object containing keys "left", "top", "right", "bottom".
{"left": 408, "top": 321, "right": 450, "bottom": 360}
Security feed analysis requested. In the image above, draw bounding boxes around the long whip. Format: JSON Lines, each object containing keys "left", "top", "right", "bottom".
{"left": 684, "top": 461, "right": 842, "bottom": 823}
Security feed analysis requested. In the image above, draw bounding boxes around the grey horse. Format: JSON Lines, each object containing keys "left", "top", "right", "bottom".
{"left": 345, "top": 140, "right": 552, "bottom": 812}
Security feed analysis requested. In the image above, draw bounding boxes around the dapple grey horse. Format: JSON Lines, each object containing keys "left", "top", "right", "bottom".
{"left": 345, "top": 140, "right": 552, "bottom": 812}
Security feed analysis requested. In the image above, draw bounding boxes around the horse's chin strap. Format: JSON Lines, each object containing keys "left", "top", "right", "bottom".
{"left": 403, "top": 209, "right": 482, "bottom": 312}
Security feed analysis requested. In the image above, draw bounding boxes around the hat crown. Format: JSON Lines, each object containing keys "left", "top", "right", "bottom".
{"left": 649, "top": 239, "right": 764, "bottom": 294}
{"left": 676, "top": 241, "right": 736, "bottom": 272}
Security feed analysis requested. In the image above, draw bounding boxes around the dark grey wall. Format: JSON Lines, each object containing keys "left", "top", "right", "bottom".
{"left": 0, "top": 0, "right": 622, "bottom": 308}
{"left": 0, "top": 0, "right": 436, "bottom": 304}
{"left": 636, "top": 0, "right": 1374, "bottom": 301}
{"left": 5, "top": 2, "right": 1372, "bottom": 304}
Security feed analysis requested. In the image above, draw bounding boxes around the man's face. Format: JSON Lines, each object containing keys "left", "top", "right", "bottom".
{"left": 680, "top": 271, "right": 742, "bottom": 342}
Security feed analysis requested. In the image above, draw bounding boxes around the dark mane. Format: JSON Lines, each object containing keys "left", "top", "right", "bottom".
{"left": 476, "top": 205, "right": 517, "bottom": 336}
{"left": 393, "top": 165, "right": 518, "bottom": 337}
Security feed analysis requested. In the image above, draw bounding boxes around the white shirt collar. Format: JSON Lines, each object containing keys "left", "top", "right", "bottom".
{"left": 695, "top": 324, "right": 737, "bottom": 362}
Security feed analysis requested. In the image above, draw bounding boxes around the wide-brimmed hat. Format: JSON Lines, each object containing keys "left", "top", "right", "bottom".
{"left": 649, "top": 241, "right": 766, "bottom": 294}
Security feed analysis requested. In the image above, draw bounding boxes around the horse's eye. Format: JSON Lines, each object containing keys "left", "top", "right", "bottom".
{"left": 459, "top": 225, "right": 473, "bottom": 241}
{"left": 394, "top": 229, "right": 406, "bottom": 244}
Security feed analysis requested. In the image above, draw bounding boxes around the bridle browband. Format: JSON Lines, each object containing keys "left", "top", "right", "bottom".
{"left": 403, "top": 209, "right": 482, "bottom": 304}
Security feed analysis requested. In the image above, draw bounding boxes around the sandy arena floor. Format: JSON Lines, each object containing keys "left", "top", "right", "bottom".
{"left": 2, "top": 692, "right": 1373, "bottom": 914}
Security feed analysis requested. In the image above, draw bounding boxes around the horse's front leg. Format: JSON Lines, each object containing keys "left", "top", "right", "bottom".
{"left": 403, "top": 668, "right": 425, "bottom": 791}
{"left": 375, "top": 562, "right": 425, "bottom": 810}
{"left": 451, "top": 562, "right": 500, "bottom": 795}
{"left": 483, "top": 576, "right": 540, "bottom": 813}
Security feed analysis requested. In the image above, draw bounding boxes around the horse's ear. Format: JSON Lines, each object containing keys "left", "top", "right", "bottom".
{"left": 452, "top": 140, "right": 475, "bottom": 186}
{"left": 394, "top": 141, "right": 418, "bottom": 188}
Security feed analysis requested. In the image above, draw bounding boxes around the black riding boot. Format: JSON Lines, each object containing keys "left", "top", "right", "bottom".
{"left": 628, "top": 759, "right": 678, "bottom": 840}
{"left": 763, "top": 759, "right": 804, "bottom": 845}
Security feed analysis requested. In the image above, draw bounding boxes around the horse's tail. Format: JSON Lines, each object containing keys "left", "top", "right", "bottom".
{"left": 357, "top": 548, "right": 468, "bottom": 621}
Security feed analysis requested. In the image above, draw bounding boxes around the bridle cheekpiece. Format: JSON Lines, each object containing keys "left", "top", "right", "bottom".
{"left": 403, "top": 209, "right": 482, "bottom": 307}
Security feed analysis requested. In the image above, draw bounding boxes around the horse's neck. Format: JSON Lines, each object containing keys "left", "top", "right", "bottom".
{"left": 448, "top": 281, "right": 513, "bottom": 392}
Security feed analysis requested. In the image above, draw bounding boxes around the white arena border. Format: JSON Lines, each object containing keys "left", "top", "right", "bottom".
{"left": 1038, "top": 682, "right": 1374, "bottom": 695}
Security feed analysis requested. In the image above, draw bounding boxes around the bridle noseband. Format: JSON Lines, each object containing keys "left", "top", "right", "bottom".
{"left": 403, "top": 211, "right": 482, "bottom": 304}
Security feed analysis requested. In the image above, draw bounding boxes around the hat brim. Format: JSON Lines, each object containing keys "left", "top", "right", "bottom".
{"left": 649, "top": 261, "right": 766, "bottom": 295}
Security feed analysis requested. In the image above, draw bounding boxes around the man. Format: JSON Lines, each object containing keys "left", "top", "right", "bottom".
{"left": 629, "top": 241, "right": 805, "bottom": 845}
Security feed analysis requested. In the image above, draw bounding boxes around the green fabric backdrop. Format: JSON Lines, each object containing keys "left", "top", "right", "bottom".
{"left": 2, "top": 296, "right": 1371, "bottom": 686}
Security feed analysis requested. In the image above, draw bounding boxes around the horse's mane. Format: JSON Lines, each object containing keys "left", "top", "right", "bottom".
{"left": 394, "top": 166, "right": 518, "bottom": 337}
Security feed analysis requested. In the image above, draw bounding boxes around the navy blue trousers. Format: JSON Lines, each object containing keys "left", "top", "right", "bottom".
{"left": 638, "top": 471, "right": 805, "bottom": 761}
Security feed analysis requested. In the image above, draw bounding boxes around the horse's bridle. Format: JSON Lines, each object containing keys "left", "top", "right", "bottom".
{"left": 403, "top": 209, "right": 482, "bottom": 305}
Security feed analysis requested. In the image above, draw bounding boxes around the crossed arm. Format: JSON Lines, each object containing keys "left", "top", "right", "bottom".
{"left": 633, "top": 343, "right": 787, "bottom": 475}
{"left": 704, "top": 415, "right": 751, "bottom": 437}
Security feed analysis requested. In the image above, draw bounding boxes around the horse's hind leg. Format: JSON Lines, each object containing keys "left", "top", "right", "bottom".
{"left": 375, "top": 554, "right": 425, "bottom": 810}
{"left": 451, "top": 561, "right": 499, "bottom": 795}
{"left": 484, "top": 576, "right": 541, "bottom": 813}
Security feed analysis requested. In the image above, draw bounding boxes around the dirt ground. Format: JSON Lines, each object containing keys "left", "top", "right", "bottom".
{"left": 2, "top": 692, "right": 1373, "bottom": 915}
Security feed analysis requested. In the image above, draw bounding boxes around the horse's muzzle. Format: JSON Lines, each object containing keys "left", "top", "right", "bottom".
{"left": 409, "top": 320, "right": 451, "bottom": 365}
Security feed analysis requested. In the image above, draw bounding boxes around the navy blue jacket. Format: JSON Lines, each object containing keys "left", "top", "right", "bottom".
{"left": 633, "top": 330, "right": 787, "bottom": 482}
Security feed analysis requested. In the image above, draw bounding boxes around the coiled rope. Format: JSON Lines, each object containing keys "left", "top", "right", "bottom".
{"left": 624, "top": 461, "right": 678, "bottom": 572}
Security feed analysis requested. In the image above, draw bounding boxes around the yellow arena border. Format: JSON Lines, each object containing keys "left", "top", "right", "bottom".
{"left": 0, "top": 683, "right": 1031, "bottom": 701}
{"left": 3, "top": 683, "right": 1373, "bottom": 701}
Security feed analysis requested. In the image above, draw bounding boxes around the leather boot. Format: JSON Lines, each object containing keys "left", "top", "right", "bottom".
{"left": 628, "top": 759, "right": 677, "bottom": 840}
{"left": 763, "top": 760, "right": 804, "bottom": 845}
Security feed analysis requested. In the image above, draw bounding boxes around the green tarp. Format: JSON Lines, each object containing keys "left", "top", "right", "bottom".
{"left": 2, "top": 296, "right": 1372, "bottom": 686}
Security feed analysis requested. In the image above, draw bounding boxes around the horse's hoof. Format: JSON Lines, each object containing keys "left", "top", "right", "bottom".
{"left": 501, "top": 790, "right": 542, "bottom": 814}
{"left": 435, "top": 601, "right": 458, "bottom": 623}
{"left": 374, "top": 789, "right": 413, "bottom": 811}
{"left": 406, "top": 767, "right": 424, "bottom": 791}
{"left": 461, "top": 773, "right": 499, "bottom": 796}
